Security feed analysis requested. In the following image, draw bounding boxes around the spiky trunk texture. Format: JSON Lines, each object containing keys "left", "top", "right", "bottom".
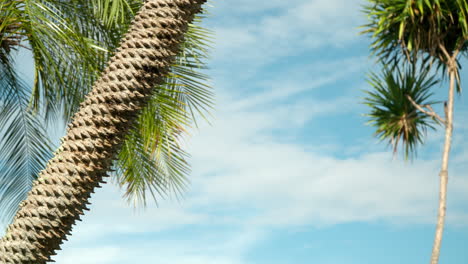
{"left": 0, "top": 0, "right": 205, "bottom": 263}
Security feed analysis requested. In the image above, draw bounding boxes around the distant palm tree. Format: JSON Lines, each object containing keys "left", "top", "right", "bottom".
{"left": 362, "top": 1, "right": 468, "bottom": 263}
{"left": 0, "top": 0, "right": 209, "bottom": 262}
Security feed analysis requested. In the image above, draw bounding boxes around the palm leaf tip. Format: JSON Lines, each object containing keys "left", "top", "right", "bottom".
{"left": 363, "top": 65, "right": 441, "bottom": 159}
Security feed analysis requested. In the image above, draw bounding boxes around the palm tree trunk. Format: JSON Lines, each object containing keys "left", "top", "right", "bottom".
{"left": 0, "top": 0, "right": 205, "bottom": 263}
{"left": 430, "top": 63, "right": 455, "bottom": 264}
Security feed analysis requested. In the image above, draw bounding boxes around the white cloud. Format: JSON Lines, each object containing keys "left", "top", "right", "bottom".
{"left": 54, "top": 247, "right": 120, "bottom": 264}
{"left": 185, "top": 70, "right": 468, "bottom": 229}
{"left": 189, "top": 128, "right": 452, "bottom": 227}
{"left": 54, "top": 202, "right": 263, "bottom": 264}
{"left": 211, "top": 0, "right": 365, "bottom": 72}
{"left": 227, "top": 56, "right": 367, "bottom": 111}
{"left": 60, "top": 186, "right": 210, "bottom": 243}
{"left": 55, "top": 244, "right": 248, "bottom": 264}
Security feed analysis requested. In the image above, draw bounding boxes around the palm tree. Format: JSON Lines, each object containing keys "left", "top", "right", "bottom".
{"left": 1, "top": 0, "right": 212, "bottom": 223}
{"left": 0, "top": 0, "right": 208, "bottom": 262}
{"left": 361, "top": 1, "right": 468, "bottom": 263}
{"left": 1, "top": 0, "right": 212, "bottom": 225}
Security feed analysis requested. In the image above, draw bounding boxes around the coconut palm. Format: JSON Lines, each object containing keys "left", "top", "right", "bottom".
{"left": 361, "top": 1, "right": 468, "bottom": 263}
{"left": 0, "top": 0, "right": 208, "bottom": 262}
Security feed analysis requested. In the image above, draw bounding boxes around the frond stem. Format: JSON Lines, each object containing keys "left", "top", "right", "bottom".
{"left": 405, "top": 95, "right": 445, "bottom": 125}
{"left": 438, "top": 44, "right": 451, "bottom": 64}
{"left": 452, "top": 37, "right": 468, "bottom": 59}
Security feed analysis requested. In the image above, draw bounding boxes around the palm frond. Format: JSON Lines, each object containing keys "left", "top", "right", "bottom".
{"left": 0, "top": 0, "right": 110, "bottom": 226}
{"left": 0, "top": 64, "right": 53, "bottom": 227}
{"left": 113, "top": 10, "right": 214, "bottom": 206}
{"left": 361, "top": 0, "right": 468, "bottom": 83}
{"left": 90, "top": 0, "right": 141, "bottom": 29}
{"left": 0, "top": 1, "right": 25, "bottom": 68}
{"left": 363, "top": 63, "right": 441, "bottom": 159}
{"left": 21, "top": 0, "right": 117, "bottom": 122}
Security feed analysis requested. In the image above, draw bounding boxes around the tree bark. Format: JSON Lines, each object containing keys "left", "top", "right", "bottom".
{"left": 0, "top": 0, "right": 205, "bottom": 263}
{"left": 430, "top": 61, "right": 455, "bottom": 264}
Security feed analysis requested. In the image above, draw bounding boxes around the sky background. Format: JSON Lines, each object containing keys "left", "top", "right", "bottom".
{"left": 5, "top": 0, "right": 468, "bottom": 263}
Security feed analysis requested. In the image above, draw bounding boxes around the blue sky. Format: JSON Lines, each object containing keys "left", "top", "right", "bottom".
{"left": 5, "top": 0, "right": 468, "bottom": 263}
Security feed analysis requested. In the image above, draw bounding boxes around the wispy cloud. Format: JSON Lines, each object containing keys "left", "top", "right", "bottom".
{"left": 211, "top": 0, "right": 365, "bottom": 73}
{"left": 226, "top": 56, "right": 367, "bottom": 111}
{"left": 189, "top": 112, "right": 468, "bottom": 227}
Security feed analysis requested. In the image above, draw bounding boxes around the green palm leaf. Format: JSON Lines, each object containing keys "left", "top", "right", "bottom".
{"left": 0, "top": 63, "right": 53, "bottom": 226}
{"left": 361, "top": 0, "right": 468, "bottom": 86}
{"left": 363, "top": 64, "right": 441, "bottom": 159}
{"left": 22, "top": 0, "right": 111, "bottom": 121}
{"left": 114, "top": 11, "right": 214, "bottom": 206}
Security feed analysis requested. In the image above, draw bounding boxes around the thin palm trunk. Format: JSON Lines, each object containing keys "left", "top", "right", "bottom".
{"left": 0, "top": 0, "right": 205, "bottom": 263}
{"left": 430, "top": 63, "right": 455, "bottom": 264}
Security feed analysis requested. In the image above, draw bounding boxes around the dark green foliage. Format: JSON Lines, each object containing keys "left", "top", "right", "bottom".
{"left": 362, "top": 0, "right": 468, "bottom": 66}
{"left": 363, "top": 65, "right": 440, "bottom": 159}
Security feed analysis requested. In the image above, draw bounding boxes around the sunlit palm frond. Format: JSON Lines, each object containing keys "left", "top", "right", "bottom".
{"left": 363, "top": 64, "right": 441, "bottom": 159}
{"left": 91, "top": 0, "right": 141, "bottom": 29}
{"left": 114, "top": 11, "right": 214, "bottom": 206}
{"left": 21, "top": 0, "right": 113, "bottom": 122}
{"left": 115, "top": 104, "right": 191, "bottom": 206}
{"left": 174, "top": 18, "right": 214, "bottom": 124}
